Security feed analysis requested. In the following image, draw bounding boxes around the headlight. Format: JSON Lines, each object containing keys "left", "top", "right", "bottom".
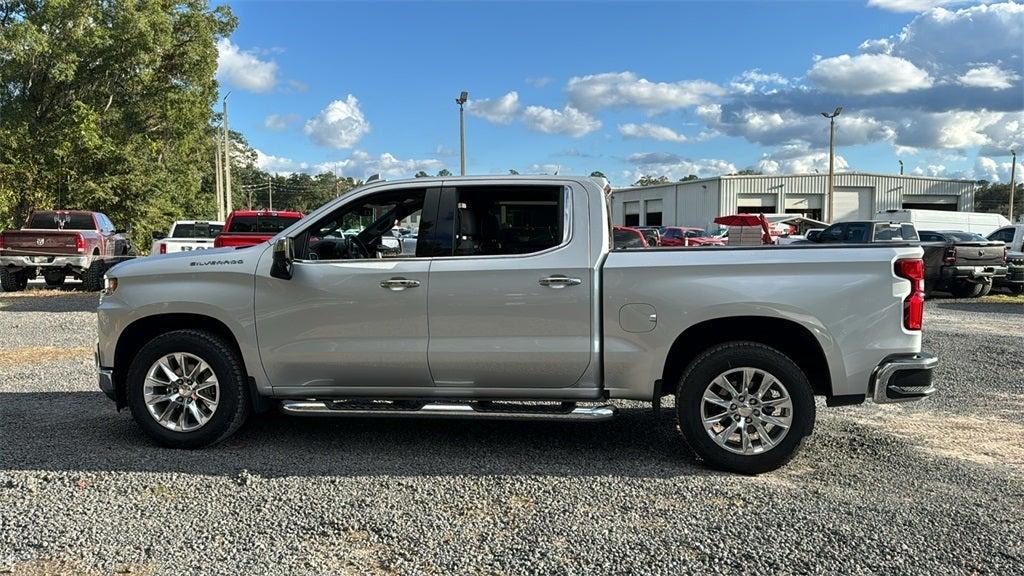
{"left": 102, "top": 276, "right": 118, "bottom": 296}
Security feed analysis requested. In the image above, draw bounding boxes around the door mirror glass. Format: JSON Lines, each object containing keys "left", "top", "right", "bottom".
{"left": 270, "top": 237, "right": 294, "bottom": 280}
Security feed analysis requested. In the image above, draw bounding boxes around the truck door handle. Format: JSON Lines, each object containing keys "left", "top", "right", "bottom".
{"left": 539, "top": 275, "right": 582, "bottom": 289}
{"left": 380, "top": 277, "right": 420, "bottom": 291}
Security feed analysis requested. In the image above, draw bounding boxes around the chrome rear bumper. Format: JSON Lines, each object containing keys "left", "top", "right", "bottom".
{"left": 870, "top": 353, "right": 938, "bottom": 404}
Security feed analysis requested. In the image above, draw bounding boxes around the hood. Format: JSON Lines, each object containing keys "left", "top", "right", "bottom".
{"left": 107, "top": 244, "right": 267, "bottom": 278}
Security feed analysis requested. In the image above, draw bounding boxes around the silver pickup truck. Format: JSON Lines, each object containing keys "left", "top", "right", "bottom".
{"left": 96, "top": 176, "right": 936, "bottom": 473}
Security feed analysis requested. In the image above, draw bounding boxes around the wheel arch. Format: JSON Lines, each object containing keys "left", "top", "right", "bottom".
{"left": 661, "top": 316, "right": 834, "bottom": 398}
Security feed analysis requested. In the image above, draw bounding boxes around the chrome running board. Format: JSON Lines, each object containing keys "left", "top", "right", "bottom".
{"left": 279, "top": 400, "right": 617, "bottom": 422}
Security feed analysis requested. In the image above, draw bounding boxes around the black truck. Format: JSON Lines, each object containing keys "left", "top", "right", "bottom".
{"left": 917, "top": 230, "right": 1008, "bottom": 298}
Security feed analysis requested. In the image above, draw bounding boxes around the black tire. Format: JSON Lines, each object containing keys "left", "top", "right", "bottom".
{"left": 43, "top": 271, "right": 66, "bottom": 287}
{"left": 126, "top": 329, "right": 250, "bottom": 448}
{"left": 978, "top": 281, "right": 993, "bottom": 297}
{"left": 80, "top": 258, "right": 106, "bottom": 291}
{"left": 676, "top": 342, "right": 815, "bottom": 474}
{"left": 0, "top": 268, "right": 28, "bottom": 292}
{"left": 950, "top": 281, "right": 983, "bottom": 298}
{"left": 1010, "top": 284, "right": 1024, "bottom": 296}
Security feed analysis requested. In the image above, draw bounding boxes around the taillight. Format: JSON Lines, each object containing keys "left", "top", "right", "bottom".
{"left": 75, "top": 234, "right": 85, "bottom": 253}
{"left": 0, "top": 234, "right": 5, "bottom": 250}
{"left": 895, "top": 258, "right": 925, "bottom": 331}
{"left": 942, "top": 246, "right": 956, "bottom": 265}
{"left": 1004, "top": 246, "right": 1009, "bottom": 265}
{"left": 159, "top": 243, "right": 167, "bottom": 254}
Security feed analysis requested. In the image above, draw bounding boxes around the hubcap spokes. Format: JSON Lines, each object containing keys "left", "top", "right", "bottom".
{"left": 701, "top": 367, "right": 793, "bottom": 455}
{"left": 144, "top": 352, "right": 219, "bottom": 432}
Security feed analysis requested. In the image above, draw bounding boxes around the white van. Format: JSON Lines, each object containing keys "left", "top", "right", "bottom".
{"left": 875, "top": 209, "right": 1010, "bottom": 236}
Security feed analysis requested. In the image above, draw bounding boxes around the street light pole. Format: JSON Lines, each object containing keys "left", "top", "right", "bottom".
{"left": 1010, "top": 149, "right": 1017, "bottom": 222}
{"left": 820, "top": 106, "right": 843, "bottom": 222}
{"left": 456, "top": 91, "right": 468, "bottom": 176}
{"left": 222, "top": 92, "right": 233, "bottom": 214}
{"left": 898, "top": 160, "right": 904, "bottom": 175}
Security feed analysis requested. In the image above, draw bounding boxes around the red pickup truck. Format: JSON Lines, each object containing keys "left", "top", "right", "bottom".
{"left": 213, "top": 210, "right": 304, "bottom": 249}
{"left": 0, "top": 210, "right": 134, "bottom": 291}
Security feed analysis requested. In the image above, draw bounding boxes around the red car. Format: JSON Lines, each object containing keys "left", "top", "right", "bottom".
{"left": 612, "top": 226, "right": 649, "bottom": 249}
{"left": 213, "top": 210, "right": 304, "bottom": 249}
{"left": 658, "top": 226, "right": 726, "bottom": 247}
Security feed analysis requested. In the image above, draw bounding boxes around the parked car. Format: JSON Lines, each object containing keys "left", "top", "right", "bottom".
{"left": 986, "top": 225, "right": 1023, "bottom": 295}
{"left": 612, "top": 226, "right": 649, "bottom": 249}
{"left": 633, "top": 226, "right": 662, "bottom": 246}
{"left": 811, "top": 220, "right": 919, "bottom": 244}
{"left": 213, "top": 210, "right": 304, "bottom": 249}
{"left": 0, "top": 210, "right": 133, "bottom": 291}
{"left": 877, "top": 208, "right": 1010, "bottom": 237}
{"left": 917, "top": 230, "right": 1008, "bottom": 298}
{"left": 97, "top": 175, "right": 936, "bottom": 474}
{"left": 659, "top": 226, "right": 726, "bottom": 246}
{"left": 151, "top": 221, "right": 224, "bottom": 255}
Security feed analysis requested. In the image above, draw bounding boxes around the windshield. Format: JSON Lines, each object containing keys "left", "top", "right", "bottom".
{"left": 944, "top": 231, "right": 987, "bottom": 242}
{"left": 229, "top": 215, "right": 302, "bottom": 234}
{"left": 27, "top": 212, "right": 94, "bottom": 230}
{"left": 172, "top": 223, "right": 224, "bottom": 238}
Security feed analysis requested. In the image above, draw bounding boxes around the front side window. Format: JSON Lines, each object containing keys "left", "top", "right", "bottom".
{"left": 298, "top": 189, "right": 426, "bottom": 260}
{"left": 450, "top": 186, "right": 564, "bottom": 256}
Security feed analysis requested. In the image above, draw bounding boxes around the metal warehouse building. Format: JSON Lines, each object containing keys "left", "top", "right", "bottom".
{"left": 610, "top": 172, "right": 978, "bottom": 230}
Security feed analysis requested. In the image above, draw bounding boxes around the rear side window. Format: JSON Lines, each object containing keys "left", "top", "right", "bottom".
{"left": 172, "top": 223, "right": 224, "bottom": 238}
{"left": 27, "top": 212, "right": 95, "bottom": 230}
{"left": 846, "top": 223, "right": 870, "bottom": 242}
{"left": 988, "top": 228, "right": 1014, "bottom": 243}
{"left": 229, "top": 215, "right": 301, "bottom": 233}
{"left": 450, "top": 185, "right": 564, "bottom": 256}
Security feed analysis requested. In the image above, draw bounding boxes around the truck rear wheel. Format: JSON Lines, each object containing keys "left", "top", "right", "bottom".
{"left": 676, "top": 342, "right": 815, "bottom": 474}
{"left": 978, "top": 281, "right": 993, "bottom": 297}
{"left": 1, "top": 268, "right": 28, "bottom": 292}
{"left": 950, "top": 281, "right": 983, "bottom": 298}
{"left": 126, "top": 329, "right": 250, "bottom": 449}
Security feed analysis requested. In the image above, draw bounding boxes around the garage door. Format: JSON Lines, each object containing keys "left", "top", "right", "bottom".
{"left": 737, "top": 194, "right": 776, "bottom": 214}
{"left": 902, "top": 195, "right": 959, "bottom": 211}
{"left": 833, "top": 187, "right": 873, "bottom": 221}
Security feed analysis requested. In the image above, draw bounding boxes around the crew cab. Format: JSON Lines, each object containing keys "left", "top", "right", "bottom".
{"left": 917, "top": 230, "right": 1008, "bottom": 298}
{"left": 151, "top": 221, "right": 224, "bottom": 254}
{"left": 986, "top": 225, "right": 1023, "bottom": 295}
{"left": 1, "top": 210, "right": 133, "bottom": 291}
{"left": 213, "top": 210, "right": 303, "bottom": 249}
{"left": 96, "top": 176, "right": 937, "bottom": 474}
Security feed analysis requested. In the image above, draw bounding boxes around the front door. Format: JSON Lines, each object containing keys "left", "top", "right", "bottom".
{"left": 426, "top": 182, "right": 593, "bottom": 390}
{"left": 254, "top": 185, "right": 436, "bottom": 395}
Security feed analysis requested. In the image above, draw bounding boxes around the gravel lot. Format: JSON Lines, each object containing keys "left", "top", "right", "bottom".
{"left": 1, "top": 284, "right": 1022, "bottom": 575}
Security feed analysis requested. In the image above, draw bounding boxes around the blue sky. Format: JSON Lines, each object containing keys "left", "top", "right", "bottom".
{"left": 216, "top": 0, "right": 1024, "bottom": 186}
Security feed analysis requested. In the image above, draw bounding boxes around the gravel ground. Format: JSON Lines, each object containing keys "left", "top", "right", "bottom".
{"left": 1, "top": 284, "right": 1022, "bottom": 575}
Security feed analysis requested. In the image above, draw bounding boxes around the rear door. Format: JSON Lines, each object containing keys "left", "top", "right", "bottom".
{"left": 425, "top": 181, "right": 593, "bottom": 389}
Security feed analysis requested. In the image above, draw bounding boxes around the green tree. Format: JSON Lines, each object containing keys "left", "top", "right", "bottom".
{"left": 974, "top": 181, "right": 1023, "bottom": 218}
{"left": 0, "top": 0, "right": 236, "bottom": 244}
{"left": 414, "top": 170, "right": 430, "bottom": 178}
{"left": 679, "top": 174, "right": 699, "bottom": 181}
{"left": 731, "top": 169, "right": 763, "bottom": 176}
{"left": 508, "top": 169, "right": 519, "bottom": 175}
{"left": 633, "top": 175, "right": 670, "bottom": 186}
{"left": 589, "top": 171, "right": 606, "bottom": 179}
{"left": 437, "top": 169, "right": 452, "bottom": 177}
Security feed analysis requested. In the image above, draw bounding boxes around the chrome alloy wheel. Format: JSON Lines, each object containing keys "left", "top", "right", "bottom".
{"left": 143, "top": 352, "right": 219, "bottom": 432}
{"left": 700, "top": 367, "right": 794, "bottom": 455}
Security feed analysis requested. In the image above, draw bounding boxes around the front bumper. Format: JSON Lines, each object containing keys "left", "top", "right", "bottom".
{"left": 870, "top": 353, "right": 938, "bottom": 404}
{"left": 941, "top": 265, "right": 1007, "bottom": 282}
{"left": 1, "top": 255, "right": 89, "bottom": 270}
{"left": 95, "top": 346, "right": 116, "bottom": 402}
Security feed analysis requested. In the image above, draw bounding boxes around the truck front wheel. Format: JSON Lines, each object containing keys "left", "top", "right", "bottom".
{"left": 126, "top": 330, "right": 250, "bottom": 448}
{"left": 1, "top": 268, "right": 28, "bottom": 292}
{"left": 676, "top": 342, "right": 815, "bottom": 474}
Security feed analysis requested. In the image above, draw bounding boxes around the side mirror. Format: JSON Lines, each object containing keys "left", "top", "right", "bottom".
{"left": 151, "top": 231, "right": 166, "bottom": 241}
{"left": 270, "top": 237, "right": 294, "bottom": 280}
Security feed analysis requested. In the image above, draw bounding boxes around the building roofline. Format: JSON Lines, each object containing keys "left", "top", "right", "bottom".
{"left": 611, "top": 171, "right": 979, "bottom": 192}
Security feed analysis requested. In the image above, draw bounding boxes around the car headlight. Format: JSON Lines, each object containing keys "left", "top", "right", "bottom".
{"left": 102, "top": 276, "right": 118, "bottom": 296}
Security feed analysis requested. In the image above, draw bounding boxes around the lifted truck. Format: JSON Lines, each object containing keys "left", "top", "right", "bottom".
{"left": 97, "top": 176, "right": 937, "bottom": 474}
{"left": 212, "top": 210, "right": 303, "bottom": 249}
{"left": 0, "top": 210, "right": 133, "bottom": 291}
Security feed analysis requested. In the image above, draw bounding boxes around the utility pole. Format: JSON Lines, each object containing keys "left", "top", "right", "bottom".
{"left": 455, "top": 91, "right": 468, "bottom": 176}
{"left": 214, "top": 136, "right": 224, "bottom": 221}
{"left": 1010, "top": 149, "right": 1017, "bottom": 222}
{"left": 268, "top": 175, "right": 273, "bottom": 211}
{"left": 898, "top": 160, "right": 904, "bottom": 175}
{"left": 222, "top": 92, "right": 233, "bottom": 215}
{"left": 820, "top": 106, "right": 843, "bottom": 222}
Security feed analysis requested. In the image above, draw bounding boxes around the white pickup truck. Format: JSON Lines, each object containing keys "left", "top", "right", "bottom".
{"left": 97, "top": 176, "right": 937, "bottom": 473}
{"left": 149, "top": 220, "right": 224, "bottom": 255}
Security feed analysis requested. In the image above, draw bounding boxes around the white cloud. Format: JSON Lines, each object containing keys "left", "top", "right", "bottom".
{"left": 755, "top": 144, "right": 850, "bottom": 175}
{"left": 958, "top": 64, "right": 1021, "bottom": 90}
{"left": 894, "top": 110, "right": 1006, "bottom": 150}
{"left": 627, "top": 152, "right": 737, "bottom": 180}
{"left": 567, "top": 71, "right": 725, "bottom": 112}
{"left": 522, "top": 105, "right": 601, "bottom": 137}
{"left": 702, "top": 106, "right": 894, "bottom": 147}
{"left": 525, "top": 76, "right": 554, "bottom": 88}
{"left": 527, "top": 163, "right": 563, "bottom": 175}
{"left": 216, "top": 38, "right": 278, "bottom": 93}
{"left": 618, "top": 122, "right": 687, "bottom": 143}
{"left": 303, "top": 95, "right": 371, "bottom": 149}
{"left": 253, "top": 149, "right": 308, "bottom": 174}
{"left": 315, "top": 150, "right": 444, "bottom": 180}
{"left": 858, "top": 37, "right": 895, "bottom": 54}
{"left": 263, "top": 113, "right": 298, "bottom": 132}
{"left": 866, "top": 0, "right": 959, "bottom": 12}
{"left": 974, "top": 155, "right": 1024, "bottom": 182}
{"left": 910, "top": 164, "right": 947, "bottom": 176}
{"left": 807, "top": 54, "right": 933, "bottom": 95}
{"left": 465, "top": 91, "right": 520, "bottom": 124}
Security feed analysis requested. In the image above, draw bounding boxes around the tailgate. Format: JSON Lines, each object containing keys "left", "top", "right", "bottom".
{"left": 954, "top": 242, "right": 1005, "bottom": 265}
{"left": 214, "top": 233, "right": 269, "bottom": 248}
{"left": 1, "top": 230, "right": 81, "bottom": 256}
